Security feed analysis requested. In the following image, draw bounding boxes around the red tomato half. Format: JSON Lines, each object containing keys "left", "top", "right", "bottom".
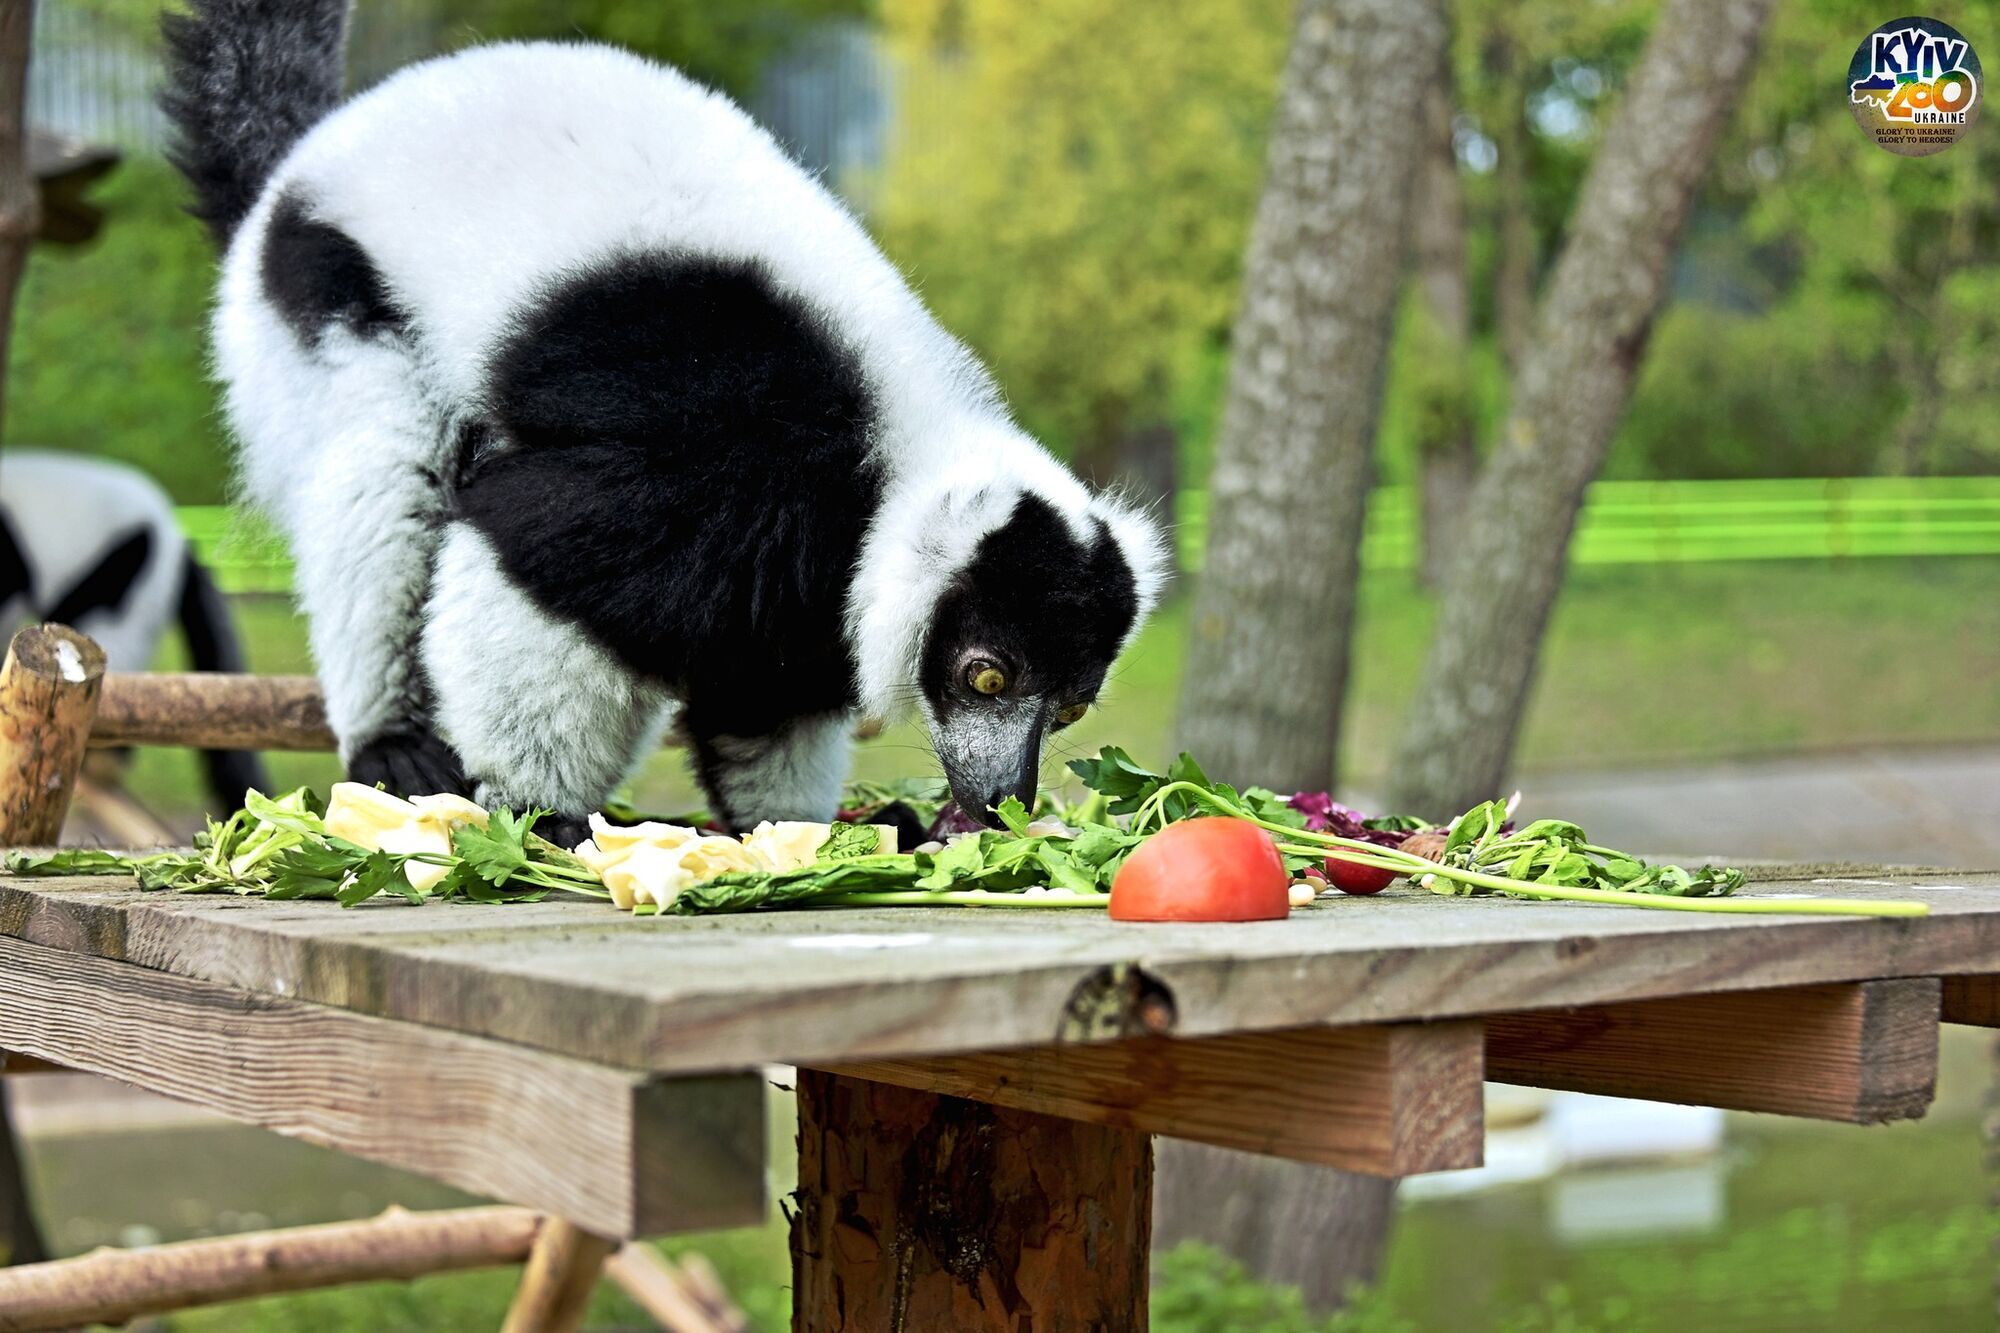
{"left": 1324, "top": 856, "right": 1396, "bottom": 896}
{"left": 1110, "top": 818, "right": 1291, "bottom": 922}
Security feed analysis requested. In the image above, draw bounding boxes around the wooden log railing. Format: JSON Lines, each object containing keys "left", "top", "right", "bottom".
{"left": 87, "top": 671, "right": 883, "bottom": 754}
{"left": 92, "top": 673, "right": 333, "bottom": 751}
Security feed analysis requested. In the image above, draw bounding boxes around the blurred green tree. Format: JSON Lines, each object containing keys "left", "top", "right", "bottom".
{"left": 870, "top": 0, "right": 1290, "bottom": 489}
{"left": 430, "top": 0, "right": 872, "bottom": 101}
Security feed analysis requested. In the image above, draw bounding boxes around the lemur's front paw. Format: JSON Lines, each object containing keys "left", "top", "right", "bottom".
{"left": 533, "top": 812, "right": 592, "bottom": 850}
{"left": 347, "top": 729, "right": 471, "bottom": 799}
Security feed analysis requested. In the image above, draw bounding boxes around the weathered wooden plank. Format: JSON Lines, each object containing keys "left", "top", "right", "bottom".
{"left": 1486, "top": 979, "right": 1940, "bottom": 1123}
{"left": 792, "top": 1069, "right": 1151, "bottom": 1332}
{"left": 1941, "top": 975, "right": 2000, "bottom": 1027}
{"left": 1, "top": 871, "right": 1995, "bottom": 1076}
{"left": 0, "top": 935, "right": 763, "bottom": 1237}
{"left": 826, "top": 1020, "right": 1483, "bottom": 1176}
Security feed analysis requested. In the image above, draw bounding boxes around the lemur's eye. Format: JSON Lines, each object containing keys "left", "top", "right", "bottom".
{"left": 1054, "top": 703, "right": 1089, "bottom": 727}
{"left": 967, "top": 662, "right": 1008, "bottom": 695}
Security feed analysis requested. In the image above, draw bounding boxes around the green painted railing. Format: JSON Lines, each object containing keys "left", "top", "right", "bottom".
{"left": 181, "top": 475, "right": 2000, "bottom": 595}
{"left": 1175, "top": 476, "right": 2000, "bottom": 573}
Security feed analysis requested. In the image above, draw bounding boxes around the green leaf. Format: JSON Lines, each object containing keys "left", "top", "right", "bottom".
{"left": 993, "top": 796, "right": 1032, "bottom": 837}
{"left": 452, "top": 809, "right": 540, "bottom": 888}
{"left": 816, "top": 822, "right": 885, "bottom": 861}
{"left": 4, "top": 848, "right": 132, "bottom": 876}
{"left": 241, "top": 787, "right": 327, "bottom": 839}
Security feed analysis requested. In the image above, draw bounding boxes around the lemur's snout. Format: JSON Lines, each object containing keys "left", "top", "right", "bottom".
{"left": 929, "top": 701, "right": 1045, "bottom": 826}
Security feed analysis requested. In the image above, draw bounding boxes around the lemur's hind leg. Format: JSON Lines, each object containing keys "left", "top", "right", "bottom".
{"left": 256, "top": 339, "right": 469, "bottom": 798}
{"left": 686, "top": 711, "right": 854, "bottom": 832}
{"left": 422, "top": 523, "right": 673, "bottom": 846}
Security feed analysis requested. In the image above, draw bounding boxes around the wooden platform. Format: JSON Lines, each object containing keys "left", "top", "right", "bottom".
{"left": 5, "top": 862, "right": 1999, "bottom": 1327}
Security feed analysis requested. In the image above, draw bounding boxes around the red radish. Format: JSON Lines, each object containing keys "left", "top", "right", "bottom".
{"left": 1111, "top": 818, "right": 1290, "bottom": 922}
{"left": 1323, "top": 855, "right": 1397, "bottom": 896}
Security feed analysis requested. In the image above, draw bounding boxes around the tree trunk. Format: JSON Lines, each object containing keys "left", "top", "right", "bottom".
{"left": 1386, "top": 0, "right": 1776, "bottom": 818}
{"left": 0, "top": 3, "right": 47, "bottom": 1273}
{"left": 1411, "top": 45, "right": 1479, "bottom": 588}
{"left": 1176, "top": 0, "right": 1447, "bottom": 793}
{"left": 0, "top": 0, "right": 35, "bottom": 446}
{"left": 1152, "top": 1142, "right": 1396, "bottom": 1311}
{"left": 1487, "top": 20, "right": 1535, "bottom": 376}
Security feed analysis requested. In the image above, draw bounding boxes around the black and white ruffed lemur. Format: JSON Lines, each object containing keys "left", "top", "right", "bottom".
{"left": 161, "top": 1, "right": 1167, "bottom": 842}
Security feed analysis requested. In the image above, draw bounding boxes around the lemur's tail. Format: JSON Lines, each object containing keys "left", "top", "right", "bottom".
{"left": 174, "top": 550, "right": 272, "bottom": 811}
{"left": 160, "top": 0, "right": 352, "bottom": 245}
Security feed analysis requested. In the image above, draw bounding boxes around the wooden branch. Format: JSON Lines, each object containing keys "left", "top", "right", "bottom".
{"left": 603, "top": 1245, "right": 747, "bottom": 1333}
{"left": 0, "top": 1204, "right": 541, "bottom": 1331}
{"left": 1486, "top": 979, "right": 1940, "bottom": 1124}
{"left": 501, "top": 1218, "right": 616, "bottom": 1333}
{"left": 92, "top": 674, "right": 333, "bottom": 752}
{"left": 1941, "top": 976, "right": 2000, "bottom": 1027}
{"left": 72, "top": 774, "right": 176, "bottom": 848}
{"left": 0, "top": 626, "right": 106, "bottom": 845}
{"left": 0, "top": 1054, "right": 62, "bottom": 1077}
{"left": 826, "top": 1019, "right": 1484, "bottom": 1177}
{"left": 792, "top": 1069, "right": 1151, "bottom": 1332}
{"left": 0, "top": 935, "right": 766, "bottom": 1238}
{"left": 90, "top": 673, "right": 879, "bottom": 753}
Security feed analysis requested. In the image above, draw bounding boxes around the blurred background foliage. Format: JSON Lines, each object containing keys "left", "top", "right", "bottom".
{"left": 12, "top": 0, "right": 2000, "bottom": 499}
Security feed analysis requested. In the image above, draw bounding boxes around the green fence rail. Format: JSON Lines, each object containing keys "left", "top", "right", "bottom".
{"left": 181, "top": 475, "right": 2000, "bottom": 595}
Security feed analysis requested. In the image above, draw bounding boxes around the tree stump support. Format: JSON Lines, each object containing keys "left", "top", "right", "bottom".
{"left": 791, "top": 1068, "right": 1152, "bottom": 1333}
{"left": 0, "top": 624, "right": 104, "bottom": 1270}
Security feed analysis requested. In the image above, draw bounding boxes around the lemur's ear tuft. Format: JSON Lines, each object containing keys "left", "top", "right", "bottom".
{"left": 1089, "top": 488, "right": 1173, "bottom": 629}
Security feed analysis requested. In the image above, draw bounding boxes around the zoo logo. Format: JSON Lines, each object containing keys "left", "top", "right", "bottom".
{"left": 1848, "top": 16, "right": 1980, "bottom": 157}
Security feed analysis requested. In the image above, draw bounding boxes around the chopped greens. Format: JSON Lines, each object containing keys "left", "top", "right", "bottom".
{"left": 3, "top": 787, "right": 607, "bottom": 907}
{"left": 1, "top": 750, "right": 1930, "bottom": 920}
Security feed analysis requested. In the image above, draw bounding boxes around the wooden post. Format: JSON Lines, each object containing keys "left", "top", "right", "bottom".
{"left": 0, "top": 625, "right": 106, "bottom": 845}
{"left": 791, "top": 1069, "right": 1152, "bottom": 1333}
{"left": 500, "top": 1219, "right": 615, "bottom": 1333}
{"left": 0, "top": 625, "right": 98, "bottom": 1272}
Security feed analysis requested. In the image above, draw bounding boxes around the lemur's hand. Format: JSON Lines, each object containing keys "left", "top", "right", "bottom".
{"left": 347, "top": 729, "right": 471, "bottom": 801}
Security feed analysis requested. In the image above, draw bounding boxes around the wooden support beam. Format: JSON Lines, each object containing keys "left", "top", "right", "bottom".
{"left": 1486, "top": 979, "right": 1940, "bottom": 1124}
{"left": 792, "top": 1068, "right": 1151, "bottom": 1332}
{"left": 1941, "top": 975, "right": 2000, "bottom": 1027}
{"left": 0, "top": 624, "right": 105, "bottom": 844}
{"left": 500, "top": 1218, "right": 616, "bottom": 1333}
{"left": 92, "top": 673, "right": 333, "bottom": 752}
{"left": 0, "top": 1204, "right": 541, "bottom": 1331}
{"left": 0, "top": 935, "right": 764, "bottom": 1237}
{"left": 603, "top": 1244, "right": 747, "bottom": 1333}
{"left": 826, "top": 1019, "right": 1484, "bottom": 1177}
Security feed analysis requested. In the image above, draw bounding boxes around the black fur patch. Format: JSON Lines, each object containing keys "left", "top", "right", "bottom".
{"left": 347, "top": 728, "right": 472, "bottom": 800}
{"left": 919, "top": 495, "right": 1139, "bottom": 714}
{"left": 161, "top": 0, "right": 351, "bottom": 244}
{"left": 0, "top": 512, "right": 29, "bottom": 609}
{"left": 461, "top": 252, "right": 881, "bottom": 740}
{"left": 262, "top": 191, "right": 405, "bottom": 346}
{"left": 45, "top": 527, "right": 154, "bottom": 625}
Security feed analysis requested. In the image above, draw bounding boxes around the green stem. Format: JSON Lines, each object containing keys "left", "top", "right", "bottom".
{"left": 1278, "top": 841, "right": 1926, "bottom": 917}
{"left": 814, "top": 889, "right": 1108, "bottom": 909}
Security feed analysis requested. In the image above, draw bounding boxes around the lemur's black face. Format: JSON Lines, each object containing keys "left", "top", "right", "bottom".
{"left": 920, "top": 495, "right": 1140, "bottom": 825}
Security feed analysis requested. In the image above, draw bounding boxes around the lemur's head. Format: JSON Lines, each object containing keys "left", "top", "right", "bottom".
{"left": 848, "top": 447, "right": 1169, "bottom": 825}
